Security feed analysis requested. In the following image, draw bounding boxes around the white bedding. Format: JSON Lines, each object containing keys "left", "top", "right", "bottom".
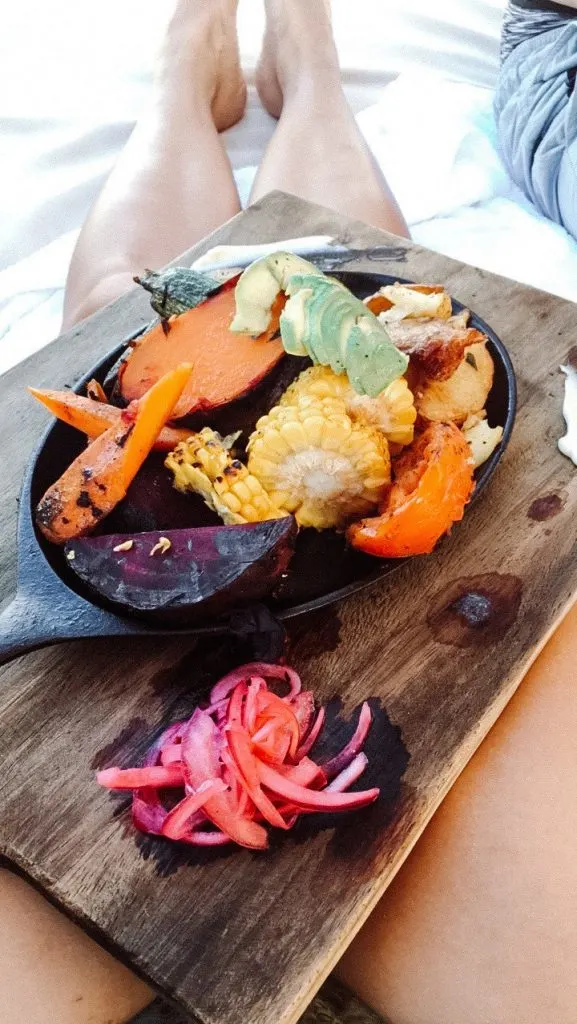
{"left": 2, "top": 0, "right": 577, "bottom": 377}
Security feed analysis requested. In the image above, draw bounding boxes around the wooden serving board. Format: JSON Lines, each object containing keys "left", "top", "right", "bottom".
{"left": 1, "top": 192, "right": 577, "bottom": 1024}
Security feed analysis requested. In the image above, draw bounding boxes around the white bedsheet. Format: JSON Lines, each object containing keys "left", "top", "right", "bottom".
{"left": 2, "top": 0, "right": 577, "bottom": 377}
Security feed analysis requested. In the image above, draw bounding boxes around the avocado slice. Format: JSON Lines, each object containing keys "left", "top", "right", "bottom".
{"left": 282, "top": 274, "right": 409, "bottom": 395}
{"left": 230, "top": 252, "right": 323, "bottom": 336}
{"left": 231, "top": 251, "right": 409, "bottom": 396}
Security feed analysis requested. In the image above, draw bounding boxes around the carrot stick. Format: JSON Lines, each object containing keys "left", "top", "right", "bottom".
{"left": 28, "top": 387, "right": 192, "bottom": 452}
{"left": 35, "top": 364, "right": 193, "bottom": 545}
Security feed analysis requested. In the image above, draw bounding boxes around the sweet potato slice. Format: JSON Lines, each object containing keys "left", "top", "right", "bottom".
{"left": 28, "top": 387, "right": 191, "bottom": 452}
{"left": 36, "top": 364, "right": 192, "bottom": 544}
{"left": 119, "top": 284, "right": 285, "bottom": 418}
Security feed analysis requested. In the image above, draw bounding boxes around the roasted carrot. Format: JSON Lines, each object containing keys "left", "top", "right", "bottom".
{"left": 28, "top": 387, "right": 192, "bottom": 452}
{"left": 86, "top": 378, "right": 107, "bottom": 403}
{"left": 36, "top": 364, "right": 192, "bottom": 545}
{"left": 119, "top": 283, "right": 285, "bottom": 418}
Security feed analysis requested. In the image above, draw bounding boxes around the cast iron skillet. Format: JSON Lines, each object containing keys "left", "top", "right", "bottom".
{"left": 0, "top": 271, "right": 517, "bottom": 667}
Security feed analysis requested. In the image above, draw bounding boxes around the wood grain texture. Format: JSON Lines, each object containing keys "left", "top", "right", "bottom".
{"left": 136, "top": 979, "right": 385, "bottom": 1024}
{"left": 1, "top": 192, "right": 577, "bottom": 1024}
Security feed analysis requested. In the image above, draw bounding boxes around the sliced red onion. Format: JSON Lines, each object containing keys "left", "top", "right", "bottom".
{"left": 321, "top": 702, "right": 372, "bottom": 781}
{"left": 243, "top": 677, "right": 266, "bottom": 732}
{"left": 183, "top": 829, "right": 232, "bottom": 846}
{"left": 160, "top": 744, "right": 183, "bottom": 766}
{"left": 99, "top": 666, "right": 378, "bottom": 852}
{"left": 209, "top": 663, "right": 302, "bottom": 705}
{"left": 131, "top": 721, "right": 186, "bottom": 835}
{"left": 289, "top": 691, "right": 315, "bottom": 739}
{"left": 294, "top": 707, "right": 325, "bottom": 760}
{"left": 256, "top": 761, "right": 379, "bottom": 812}
{"left": 325, "top": 753, "right": 369, "bottom": 793}
{"left": 162, "top": 780, "right": 227, "bottom": 840}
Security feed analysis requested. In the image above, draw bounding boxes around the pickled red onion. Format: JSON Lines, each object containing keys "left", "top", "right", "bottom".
{"left": 97, "top": 663, "right": 379, "bottom": 851}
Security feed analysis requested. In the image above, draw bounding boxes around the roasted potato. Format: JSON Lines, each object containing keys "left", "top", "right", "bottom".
{"left": 462, "top": 412, "right": 504, "bottom": 468}
{"left": 415, "top": 341, "right": 494, "bottom": 425}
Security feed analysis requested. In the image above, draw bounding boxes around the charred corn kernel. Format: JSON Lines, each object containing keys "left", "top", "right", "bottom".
{"left": 165, "top": 427, "right": 286, "bottom": 525}
{"left": 247, "top": 397, "right": 390, "bottom": 530}
{"left": 282, "top": 366, "right": 416, "bottom": 447}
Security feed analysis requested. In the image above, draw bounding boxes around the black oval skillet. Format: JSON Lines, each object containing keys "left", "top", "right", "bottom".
{"left": 0, "top": 271, "right": 517, "bottom": 667}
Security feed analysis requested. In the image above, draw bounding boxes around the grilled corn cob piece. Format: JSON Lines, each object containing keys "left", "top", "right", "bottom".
{"left": 165, "top": 428, "right": 286, "bottom": 525}
{"left": 247, "top": 396, "right": 390, "bottom": 530}
{"left": 281, "top": 365, "right": 417, "bottom": 447}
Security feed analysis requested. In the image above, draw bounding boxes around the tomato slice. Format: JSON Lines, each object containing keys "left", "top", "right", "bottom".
{"left": 348, "top": 421, "right": 474, "bottom": 558}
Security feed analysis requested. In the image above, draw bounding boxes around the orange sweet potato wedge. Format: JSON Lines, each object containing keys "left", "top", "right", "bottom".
{"left": 36, "top": 364, "right": 192, "bottom": 545}
{"left": 119, "top": 282, "right": 285, "bottom": 418}
{"left": 28, "top": 387, "right": 191, "bottom": 452}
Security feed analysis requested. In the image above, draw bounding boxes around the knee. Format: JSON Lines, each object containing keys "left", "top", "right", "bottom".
{"left": 62, "top": 271, "right": 136, "bottom": 330}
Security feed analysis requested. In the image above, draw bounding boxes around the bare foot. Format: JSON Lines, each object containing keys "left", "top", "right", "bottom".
{"left": 159, "top": 0, "right": 247, "bottom": 132}
{"left": 256, "top": 0, "right": 337, "bottom": 119}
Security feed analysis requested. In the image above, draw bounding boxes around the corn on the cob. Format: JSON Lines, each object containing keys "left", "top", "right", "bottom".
{"left": 247, "top": 396, "right": 390, "bottom": 530}
{"left": 165, "top": 428, "right": 286, "bottom": 525}
{"left": 281, "top": 365, "right": 416, "bottom": 447}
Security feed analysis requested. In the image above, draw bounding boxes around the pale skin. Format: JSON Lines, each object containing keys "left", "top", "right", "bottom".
{"left": 6, "top": 2, "right": 577, "bottom": 1022}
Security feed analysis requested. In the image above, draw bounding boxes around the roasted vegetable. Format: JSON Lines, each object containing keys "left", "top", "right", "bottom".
{"left": 462, "top": 412, "right": 504, "bottom": 468}
{"left": 247, "top": 396, "right": 390, "bottom": 529}
{"left": 231, "top": 252, "right": 323, "bottom": 335}
{"left": 134, "top": 266, "right": 221, "bottom": 319}
{"left": 280, "top": 273, "right": 408, "bottom": 397}
{"left": 64, "top": 519, "right": 297, "bottom": 622}
{"left": 28, "top": 387, "right": 191, "bottom": 452}
{"left": 120, "top": 281, "right": 285, "bottom": 418}
{"left": 385, "top": 313, "right": 486, "bottom": 381}
{"left": 415, "top": 341, "right": 494, "bottom": 425}
{"left": 166, "top": 428, "right": 287, "bottom": 525}
{"left": 348, "top": 422, "right": 474, "bottom": 558}
{"left": 104, "top": 455, "right": 214, "bottom": 535}
{"left": 36, "top": 364, "right": 192, "bottom": 544}
{"left": 366, "top": 283, "right": 452, "bottom": 321}
{"left": 281, "top": 365, "right": 417, "bottom": 447}
{"left": 230, "top": 252, "right": 409, "bottom": 397}
{"left": 86, "top": 378, "right": 107, "bottom": 403}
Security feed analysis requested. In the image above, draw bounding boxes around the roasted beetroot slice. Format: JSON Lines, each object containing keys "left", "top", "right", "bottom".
{"left": 64, "top": 519, "right": 297, "bottom": 623}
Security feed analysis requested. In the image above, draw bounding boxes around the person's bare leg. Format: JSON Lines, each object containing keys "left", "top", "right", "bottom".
{"left": 63, "top": 0, "right": 245, "bottom": 329}
{"left": 338, "top": 601, "right": 577, "bottom": 1024}
{"left": 251, "top": 0, "right": 408, "bottom": 237}
{"left": 3, "top": 6, "right": 244, "bottom": 1022}
{"left": 0, "top": 869, "right": 153, "bottom": 1024}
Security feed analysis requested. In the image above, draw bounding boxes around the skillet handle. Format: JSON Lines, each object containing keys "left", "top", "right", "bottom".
{"left": 0, "top": 592, "right": 63, "bottom": 668}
